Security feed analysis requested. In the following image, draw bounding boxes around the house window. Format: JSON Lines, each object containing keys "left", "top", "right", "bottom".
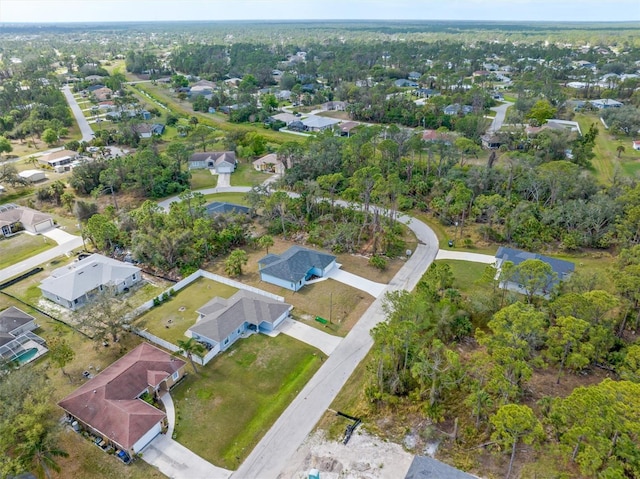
{"left": 172, "top": 371, "right": 179, "bottom": 381}
{"left": 224, "top": 338, "right": 229, "bottom": 345}
{"left": 132, "top": 274, "right": 137, "bottom": 280}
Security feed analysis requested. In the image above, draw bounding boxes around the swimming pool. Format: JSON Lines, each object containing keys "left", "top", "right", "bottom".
{"left": 15, "top": 348, "right": 39, "bottom": 364}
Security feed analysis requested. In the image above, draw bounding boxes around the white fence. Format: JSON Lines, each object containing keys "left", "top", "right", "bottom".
{"left": 131, "top": 269, "right": 285, "bottom": 363}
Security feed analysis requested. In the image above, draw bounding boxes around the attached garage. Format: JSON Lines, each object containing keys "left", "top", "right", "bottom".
{"left": 132, "top": 421, "right": 162, "bottom": 454}
{"left": 19, "top": 169, "right": 46, "bottom": 183}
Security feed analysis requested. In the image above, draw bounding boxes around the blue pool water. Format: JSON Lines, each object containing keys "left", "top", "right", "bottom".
{"left": 16, "top": 348, "right": 38, "bottom": 364}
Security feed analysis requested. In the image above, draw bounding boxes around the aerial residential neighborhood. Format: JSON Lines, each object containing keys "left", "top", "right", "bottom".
{"left": 0, "top": 5, "right": 640, "bottom": 479}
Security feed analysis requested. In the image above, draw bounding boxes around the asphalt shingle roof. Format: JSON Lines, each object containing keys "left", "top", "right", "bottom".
{"left": 258, "top": 246, "right": 336, "bottom": 283}
{"left": 405, "top": 456, "right": 478, "bottom": 479}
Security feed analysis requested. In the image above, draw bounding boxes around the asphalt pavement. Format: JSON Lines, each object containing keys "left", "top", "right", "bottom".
{"left": 62, "top": 85, "right": 94, "bottom": 142}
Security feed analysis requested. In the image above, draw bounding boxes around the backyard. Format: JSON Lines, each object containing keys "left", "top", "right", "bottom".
{"left": 0, "top": 232, "right": 54, "bottom": 270}
{"left": 171, "top": 333, "right": 322, "bottom": 469}
{"left": 133, "top": 276, "right": 238, "bottom": 344}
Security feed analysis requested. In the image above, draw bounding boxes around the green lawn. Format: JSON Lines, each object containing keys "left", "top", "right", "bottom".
{"left": 0, "top": 233, "right": 54, "bottom": 269}
{"left": 436, "top": 259, "right": 493, "bottom": 294}
{"left": 172, "top": 333, "right": 322, "bottom": 469}
{"left": 231, "top": 161, "right": 271, "bottom": 187}
{"left": 190, "top": 169, "right": 218, "bottom": 190}
{"left": 134, "top": 277, "right": 238, "bottom": 344}
{"left": 202, "top": 192, "right": 250, "bottom": 205}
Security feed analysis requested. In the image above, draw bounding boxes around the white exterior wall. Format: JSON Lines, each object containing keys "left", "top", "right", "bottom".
{"left": 131, "top": 421, "right": 162, "bottom": 454}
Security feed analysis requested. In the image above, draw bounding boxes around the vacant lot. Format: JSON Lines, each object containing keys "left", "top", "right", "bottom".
{"left": 190, "top": 169, "right": 218, "bottom": 190}
{"left": 202, "top": 191, "right": 250, "bottom": 205}
{"left": 0, "top": 232, "right": 54, "bottom": 269}
{"left": 231, "top": 161, "right": 270, "bottom": 186}
{"left": 172, "top": 333, "right": 322, "bottom": 470}
{"left": 134, "top": 276, "right": 238, "bottom": 344}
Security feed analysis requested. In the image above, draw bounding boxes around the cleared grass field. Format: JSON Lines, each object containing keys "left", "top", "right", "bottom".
{"left": 172, "top": 333, "right": 322, "bottom": 470}
{"left": 0, "top": 233, "right": 54, "bottom": 269}
{"left": 230, "top": 161, "right": 271, "bottom": 187}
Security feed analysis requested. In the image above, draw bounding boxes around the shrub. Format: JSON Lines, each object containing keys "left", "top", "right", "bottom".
{"left": 369, "top": 255, "right": 387, "bottom": 271}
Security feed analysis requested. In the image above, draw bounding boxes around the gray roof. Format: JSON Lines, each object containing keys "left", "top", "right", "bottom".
{"left": 189, "top": 151, "right": 236, "bottom": 167}
{"left": 495, "top": 246, "right": 575, "bottom": 277}
{"left": 39, "top": 254, "right": 140, "bottom": 303}
{"left": 258, "top": 246, "right": 336, "bottom": 283}
{"left": 205, "top": 202, "right": 251, "bottom": 216}
{"left": 189, "top": 290, "right": 291, "bottom": 342}
{"left": 0, "top": 204, "right": 53, "bottom": 230}
{"left": 0, "top": 306, "right": 35, "bottom": 335}
{"left": 405, "top": 456, "right": 477, "bottom": 479}
{"left": 301, "top": 115, "right": 339, "bottom": 129}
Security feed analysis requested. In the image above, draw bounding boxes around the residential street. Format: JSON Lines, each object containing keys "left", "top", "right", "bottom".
{"left": 487, "top": 100, "right": 513, "bottom": 134}
{"left": 233, "top": 212, "right": 438, "bottom": 479}
{"left": 62, "top": 84, "right": 95, "bottom": 142}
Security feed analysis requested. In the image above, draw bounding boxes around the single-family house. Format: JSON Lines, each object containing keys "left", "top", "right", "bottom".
{"left": 301, "top": 115, "right": 339, "bottom": 132}
{"left": 339, "top": 121, "right": 359, "bottom": 137}
{"left": 288, "top": 120, "right": 307, "bottom": 132}
{"left": 38, "top": 149, "right": 78, "bottom": 169}
{"left": 495, "top": 246, "right": 575, "bottom": 296}
{"left": 92, "top": 87, "right": 113, "bottom": 102}
{"left": 395, "top": 79, "right": 419, "bottom": 88}
{"left": 188, "top": 290, "right": 292, "bottom": 360}
{"left": 0, "top": 203, "right": 54, "bottom": 236}
{"left": 590, "top": 99, "right": 623, "bottom": 109}
{"left": 321, "top": 101, "right": 347, "bottom": 111}
{"left": 408, "top": 71, "right": 422, "bottom": 81}
{"left": 270, "top": 112, "right": 298, "bottom": 125}
{"left": 58, "top": 343, "right": 186, "bottom": 458}
{"left": 253, "top": 153, "right": 284, "bottom": 174}
{"left": 633, "top": 140, "right": 640, "bottom": 151}
{"left": 405, "top": 455, "right": 478, "bottom": 479}
{"left": 188, "top": 151, "right": 237, "bottom": 174}
{"left": 18, "top": 170, "right": 46, "bottom": 183}
{"left": 415, "top": 88, "right": 440, "bottom": 98}
{"left": 204, "top": 201, "right": 251, "bottom": 216}
{"left": 481, "top": 134, "right": 503, "bottom": 149}
{"left": 444, "top": 104, "right": 474, "bottom": 116}
{"left": 132, "top": 123, "right": 153, "bottom": 139}
{"left": 258, "top": 246, "right": 336, "bottom": 292}
{"left": 39, "top": 253, "right": 142, "bottom": 310}
{"left": 0, "top": 306, "right": 48, "bottom": 366}
{"left": 276, "top": 90, "right": 292, "bottom": 101}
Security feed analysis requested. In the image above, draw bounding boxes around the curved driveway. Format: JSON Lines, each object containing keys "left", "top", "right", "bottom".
{"left": 487, "top": 100, "right": 513, "bottom": 134}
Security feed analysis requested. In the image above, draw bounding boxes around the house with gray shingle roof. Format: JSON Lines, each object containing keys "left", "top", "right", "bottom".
{"left": 188, "top": 151, "right": 237, "bottom": 174}
{"left": 258, "top": 246, "right": 336, "bottom": 291}
{"left": 39, "top": 253, "right": 141, "bottom": 310}
{"left": 405, "top": 455, "right": 478, "bottom": 479}
{"left": 188, "top": 290, "right": 292, "bottom": 361}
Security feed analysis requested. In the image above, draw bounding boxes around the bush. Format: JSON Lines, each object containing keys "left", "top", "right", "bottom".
{"left": 369, "top": 255, "right": 388, "bottom": 271}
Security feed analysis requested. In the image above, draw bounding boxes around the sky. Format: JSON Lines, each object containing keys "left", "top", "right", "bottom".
{"left": 0, "top": 0, "right": 638, "bottom": 23}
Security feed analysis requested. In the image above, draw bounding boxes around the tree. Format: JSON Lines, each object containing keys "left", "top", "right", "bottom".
{"left": 514, "top": 259, "right": 556, "bottom": 303}
{"left": 546, "top": 316, "right": 592, "bottom": 383}
{"left": 48, "top": 337, "right": 75, "bottom": 383}
{"left": 257, "top": 235, "right": 274, "bottom": 254}
{"left": 0, "top": 136, "right": 12, "bottom": 157}
{"left": 175, "top": 337, "right": 206, "bottom": 374}
{"left": 490, "top": 404, "right": 544, "bottom": 479}
{"left": 18, "top": 432, "right": 68, "bottom": 479}
{"left": 61, "top": 191, "right": 75, "bottom": 213}
{"left": 83, "top": 213, "right": 119, "bottom": 252}
{"left": 42, "top": 128, "right": 58, "bottom": 146}
{"left": 617, "top": 145, "right": 626, "bottom": 158}
{"left": 76, "top": 290, "right": 130, "bottom": 347}
{"left": 189, "top": 124, "right": 214, "bottom": 151}
{"left": 225, "top": 249, "right": 248, "bottom": 277}
{"left": 526, "top": 99, "right": 556, "bottom": 125}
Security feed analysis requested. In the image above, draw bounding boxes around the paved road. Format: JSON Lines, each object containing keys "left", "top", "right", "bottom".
{"left": 62, "top": 85, "right": 94, "bottom": 142}
{"left": 233, "top": 212, "right": 438, "bottom": 479}
{"left": 487, "top": 101, "right": 513, "bottom": 134}
{"left": 0, "top": 235, "right": 83, "bottom": 284}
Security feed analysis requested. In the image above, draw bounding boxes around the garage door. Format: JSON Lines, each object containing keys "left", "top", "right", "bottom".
{"left": 34, "top": 220, "right": 54, "bottom": 232}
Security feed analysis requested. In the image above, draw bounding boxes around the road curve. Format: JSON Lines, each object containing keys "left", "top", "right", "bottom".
{"left": 159, "top": 182, "right": 439, "bottom": 478}
{"left": 487, "top": 100, "right": 513, "bottom": 134}
{"left": 62, "top": 84, "right": 95, "bottom": 142}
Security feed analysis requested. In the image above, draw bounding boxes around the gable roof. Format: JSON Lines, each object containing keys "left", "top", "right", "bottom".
{"left": 39, "top": 253, "right": 140, "bottom": 303}
{"left": 258, "top": 246, "right": 336, "bottom": 283}
{"left": 0, "top": 203, "right": 53, "bottom": 230}
{"left": 190, "top": 290, "right": 291, "bottom": 343}
{"left": 0, "top": 307, "right": 35, "bottom": 346}
{"left": 58, "top": 343, "right": 185, "bottom": 450}
{"left": 495, "top": 246, "right": 575, "bottom": 277}
{"left": 39, "top": 149, "right": 78, "bottom": 164}
{"left": 405, "top": 456, "right": 477, "bottom": 479}
{"left": 301, "top": 115, "right": 339, "bottom": 129}
{"left": 189, "top": 151, "right": 236, "bottom": 167}
{"left": 253, "top": 153, "right": 282, "bottom": 168}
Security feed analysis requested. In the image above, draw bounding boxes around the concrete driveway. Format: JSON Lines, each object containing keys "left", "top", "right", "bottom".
{"left": 41, "top": 228, "right": 79, "bottom": 245}
{"left": 326, "top": 266, "right": 387, "bottom": 298}
{"left": 141, "top": 435, "right": 232, "bottom": 479}
{"left": 435, "top": 249, "right": 496, "bottom": 264}
{"left": 275, "top": 317, "right": 342, "bottom": 356}
{"left": 217, "top": 173, "right": 231, "bottom": 188}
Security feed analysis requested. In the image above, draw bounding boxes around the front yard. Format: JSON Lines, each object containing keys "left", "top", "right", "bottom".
{"left": 0, "top": 232, "right": 54, "bottom": 270}
{"left": 172, "top": 333, "right": 322, "bottom": 469}
{"left": 133, "top": 276, "right": 238, "bottom": 344}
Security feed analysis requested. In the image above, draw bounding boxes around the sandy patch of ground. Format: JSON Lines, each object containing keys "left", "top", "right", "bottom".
{"left": 278, "top": 430, "right": 414, "bottom": 479}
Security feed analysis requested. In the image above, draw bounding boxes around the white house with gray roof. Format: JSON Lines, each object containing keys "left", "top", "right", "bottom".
{"left": 188, "top": 290, "right": 292, "bottom": 362}
{"left": 258, "top": 246, "right": 336, "bottom": 292}
{"left": 39, "top": 254, "right": 141, "bottom": 310}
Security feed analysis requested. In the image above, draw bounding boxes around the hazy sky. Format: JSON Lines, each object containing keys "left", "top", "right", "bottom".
{"left": 1, "top": 0, "right": 638, "bottom": 23}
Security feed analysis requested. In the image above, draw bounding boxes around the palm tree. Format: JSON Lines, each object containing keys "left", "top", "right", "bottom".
{"left": 19, "top": 434, "right": 69, "bottom": 479}
{"left": 617, "top": 145, "right": 626, "bottom": 158}
{"left": 175, "top": 338, "right": 206, "bottom": 374}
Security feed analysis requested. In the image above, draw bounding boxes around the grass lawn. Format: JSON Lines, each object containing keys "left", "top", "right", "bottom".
{"left": 0, "top": 233, "right": 54, "bottom": 269}
{"left": 134, "top": 276, "right": 238, "bottom": 344}
{"left": 190, "top": 169, "right": 218, "bottom": 190}
{"left": 436, "top": 259, "right": 493, "bottom": 294}
{"left": 172, "top": 333, "right": 322, "bottom": 469}
{"left": 202, "top": 192, "right": 251, "bottom": 205}
{"left": 231, "top": 161, "right": 271, "bottom": 187}
{"left": 3, "top": 254, "right": 75, "bottom": 304}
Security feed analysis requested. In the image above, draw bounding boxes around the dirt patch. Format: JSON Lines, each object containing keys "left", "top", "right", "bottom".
{"left": 279, "top": 429, "right": 414, "bottom": 479}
